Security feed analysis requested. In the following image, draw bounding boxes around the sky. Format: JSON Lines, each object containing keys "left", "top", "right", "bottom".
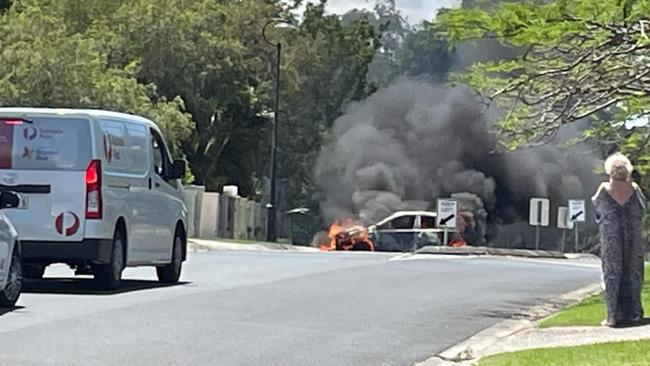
{"left": 325, "top": 0, "right": 461, "bottom": 24}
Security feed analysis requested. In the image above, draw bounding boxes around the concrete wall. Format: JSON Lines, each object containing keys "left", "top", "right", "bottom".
{"left": 183, "top": 185, "right": 205, "bottom": 238}
{"left": 184, "top": 185, "right": 273, "bottom": 241}
{"left": 218, "top": 195, "right": 234, "bottom": 239}
{"left": 198, "top": 192, "right": 220, "bottom": 238}
{"left": 246, "top": 200, "right": 255, "bottom": 240}
{"left": 254, "top": 203, "right": 265, "bottom": 240}
{"left": 233, "top": 198, "right": 248, "bottom": 240}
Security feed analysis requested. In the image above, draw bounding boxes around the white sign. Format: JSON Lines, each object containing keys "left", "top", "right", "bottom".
{"left": 568, "top": 199, "right": 586, "bottom": 222}
{"left": 436, "top": 199, "right": 458, "bottom": 229}
{"left": 529, "top": 198, "right": 550, "bottom": 226}
{"left": 557, "top": 207, "right": 574, "bottom": 229}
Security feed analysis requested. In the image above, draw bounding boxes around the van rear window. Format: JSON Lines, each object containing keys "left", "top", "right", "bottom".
{"left": 0, "top": 117, "right": 91, "bottom": 171}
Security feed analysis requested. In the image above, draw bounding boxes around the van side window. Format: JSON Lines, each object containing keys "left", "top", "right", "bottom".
{"left": 151, "top": 136, "right": 164, "bottom": 177}
{"left": 124, "top": 123, "right": 148, "bottom": 175}
{"left": 150, "top": 128, "right": 176, "bottom": 188}
{"left": 100, "top": 120, "right": 128, "bottom": 173}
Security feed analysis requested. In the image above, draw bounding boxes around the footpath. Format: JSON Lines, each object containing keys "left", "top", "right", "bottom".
{"left": 418, "top": 260, "right": 650, "bottom": 366}
{"left": 188, "top": 238, "right": 319, "bottom": 252}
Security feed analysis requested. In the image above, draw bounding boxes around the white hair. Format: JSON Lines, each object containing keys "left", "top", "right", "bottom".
{"left": 604, "top": 152, "right": 633, "bottom": 176}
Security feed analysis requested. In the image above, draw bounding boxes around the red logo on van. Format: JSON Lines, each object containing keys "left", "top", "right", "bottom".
{"left": 23, "top": 126, "right": 37, "bottom": 140}
{"left": 103, "top": 134, "right": 112, "bottom": 163}
{"left": 55, "top": 211, "right": 80, "bottom": 236}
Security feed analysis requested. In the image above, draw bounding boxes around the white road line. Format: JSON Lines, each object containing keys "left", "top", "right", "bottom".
{"left": 389, "top": 254, "right": 479, "bottom": 261}
{"left": 388, "top": 254, "right": 602, "bottom": 267}
{"left": 505, "top": 256, "right": 601, "bottom": 268}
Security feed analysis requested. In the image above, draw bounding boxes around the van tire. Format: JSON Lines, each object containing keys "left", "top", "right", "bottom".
{"left": 156, "top": 234, "right": 182, "bottom": 284}
{"left": 24, "top": 264, "right": 46, "bottom": 280}
{"left": 0, "top": 250, "right": 22, "bottom": 308}
{"left": 94, "top": 230, "right": 124, "bottom": 290}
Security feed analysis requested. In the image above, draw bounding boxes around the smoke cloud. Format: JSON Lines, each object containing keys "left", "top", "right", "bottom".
{"left": 314, "top": 79, "right": 601, "bottom": 248}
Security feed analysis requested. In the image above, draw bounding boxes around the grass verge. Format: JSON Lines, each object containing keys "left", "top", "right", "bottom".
{"left": 540, "top": 266, "right": 650, "bottom": 328}
{"left": 479, "top": 339, "right": 650, "bottom": 366}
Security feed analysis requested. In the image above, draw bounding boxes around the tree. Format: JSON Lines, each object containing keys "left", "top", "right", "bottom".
{"left": 437, "top": 0, "right": 650, "bottom": 149}
{"left": 343, "top": 1, "right": 454, "bottom": 88}
{"left": 96, "top": 0, "right": 277, "bottom": 194}
{"left": 96, "top": 0, "right": 380, "bottom": 202}
{"left": 396, "top": 24, "right": 455, "bottom": 82}
{"left": 0, "top": 0, "right": 382, "bottom": 209}
{"left": 271, "top": 1, "right": 382, "bottom": 209}
{"left": 0, "top": 0, "right": 193, "bottom": 149}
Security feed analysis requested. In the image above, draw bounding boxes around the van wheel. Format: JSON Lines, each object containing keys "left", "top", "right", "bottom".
{"left": 0, "top": 250, "right": 22, "bottom": 308}
{"left": 157, "top": 234, "right": 183, "bottom": 284}
{"left": 94, "top": 230, "right": 124, "bottom": 290}
{"left": 24, "top": 264, "right": 46, "bottom": 280}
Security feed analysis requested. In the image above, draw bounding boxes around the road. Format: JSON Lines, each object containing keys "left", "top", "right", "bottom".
{"left": 0, "top": 250, "right": 599, "bottom": 366}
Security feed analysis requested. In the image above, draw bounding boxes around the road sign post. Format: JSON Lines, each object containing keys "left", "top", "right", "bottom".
{"left": 529, "top": 198, "right": 550, "bottom": 250}
{"left": 557, "top": 206, "right": 574, "bottom": 253}
{"left": 568, "top": 199, "right": 586, "bottom": 252}
{"left": 436, "top": 199, "right": 458, "bottom": 246}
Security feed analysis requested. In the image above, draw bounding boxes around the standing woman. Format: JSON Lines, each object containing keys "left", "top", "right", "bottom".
{"left": 592, "top": 153, "right": 646, "bottom": 327}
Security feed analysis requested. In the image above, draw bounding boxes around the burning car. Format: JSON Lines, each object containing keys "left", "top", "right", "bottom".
{"left": 318, "top": 219, "right": 374, "bottom": 252}
{"left": 367, "top": 211, "right": 444, "bottom": 252}
{"left": 315, "top": 210, "right": 474, "bottom": 252}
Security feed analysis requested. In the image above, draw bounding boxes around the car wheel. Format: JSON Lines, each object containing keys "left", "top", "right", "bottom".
{"left": 156, "top": 234, "right": 183, "bottom": 284}
{"left": 94, "top": 230, "right": 124, "bottom": 290}
{"left": 24, "top": 264, "right": 46, "bottom": 280}
{"left": 0, "top": 250, "right": 22, "bottom": 308}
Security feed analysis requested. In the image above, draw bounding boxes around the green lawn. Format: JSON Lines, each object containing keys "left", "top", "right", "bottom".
{"left": 540, "top": 266, "right": 650, "bottom": 328}
{"left": 479, "top": 340, "right": 650, "bottom": 366}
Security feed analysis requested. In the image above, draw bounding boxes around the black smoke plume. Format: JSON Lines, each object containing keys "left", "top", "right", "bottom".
{"left": 314, "top": 79, "right": 601, "bottom": 248}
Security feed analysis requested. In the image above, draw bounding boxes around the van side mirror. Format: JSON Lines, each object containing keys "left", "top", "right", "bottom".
{"left": 168, "top": 160, "right": 186, "bottom": 180}
{"left": 0, "top": 191, "right": 20, "bottom": 209}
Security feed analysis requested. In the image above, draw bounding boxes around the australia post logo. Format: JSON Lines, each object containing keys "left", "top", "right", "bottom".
{"left": 55, "top": 211, "right": 80, "bottom": 237}
{"left": 23, "top": 126, "right": 37, "bottom": 140}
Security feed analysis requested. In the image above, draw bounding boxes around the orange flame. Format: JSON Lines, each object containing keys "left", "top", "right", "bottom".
{"left": 320, "top": 219, "right": 374, "bottom": 252}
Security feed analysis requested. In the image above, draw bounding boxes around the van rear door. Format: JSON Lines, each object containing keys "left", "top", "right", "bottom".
{"left": 0, "top": 116, "right": 92, "bottom": 242}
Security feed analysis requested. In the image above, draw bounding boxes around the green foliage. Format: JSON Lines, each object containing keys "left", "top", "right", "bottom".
{"left": 277, "top": 2, "right": 382, "bottom": 208}
{"left": 437, "top": 0, "right": 650, "bottom": 147}
{"left": 349, "top": 1, "right": 455, "bottom": 88}
{"left": 0, "top": 0, "right": 382, "bottom": 210}
{"left": 0, "top": 0, "right": 193, "bottom": 149}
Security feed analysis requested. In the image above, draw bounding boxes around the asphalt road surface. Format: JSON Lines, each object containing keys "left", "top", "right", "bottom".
{"left": 0, "top": 250, "right": 599, "bottom": 366}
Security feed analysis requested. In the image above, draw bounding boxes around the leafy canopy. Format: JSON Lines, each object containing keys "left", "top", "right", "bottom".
{"left": 437, "top": 0, "right": 650, "bottom": 149}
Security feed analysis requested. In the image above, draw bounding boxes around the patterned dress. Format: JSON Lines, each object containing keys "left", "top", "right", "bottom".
{"left": 593, "top": 187, "right": 645, "bottom": 324}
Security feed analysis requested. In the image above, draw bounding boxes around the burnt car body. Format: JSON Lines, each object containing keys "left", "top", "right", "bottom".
{"left": 367, "top": 211, "right": 443, "bottom": 252}
{"left": 334, "top": 225, "right": 374, "bottom": 251}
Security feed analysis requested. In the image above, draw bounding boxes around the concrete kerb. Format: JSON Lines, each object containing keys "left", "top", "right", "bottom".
{"left": 188, "top": 238, "right": 320, "bottom": 253}
{"left": 415, "top": 245, "right": 597, "bottom": 260}
{"left": 415, "top": 282, "right": 603, "bottom": 366}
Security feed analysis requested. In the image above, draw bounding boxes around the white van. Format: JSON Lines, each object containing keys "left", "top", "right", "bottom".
{"left": 0, "top": 108, "right": 188, "bottom": 290}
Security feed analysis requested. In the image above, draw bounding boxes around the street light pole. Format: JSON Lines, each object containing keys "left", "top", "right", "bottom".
{"left": 266, "top": 42, "right": 281, "bottom": 242}
{"left": 263, "top": 19, "right": 291, "bottom": 242}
